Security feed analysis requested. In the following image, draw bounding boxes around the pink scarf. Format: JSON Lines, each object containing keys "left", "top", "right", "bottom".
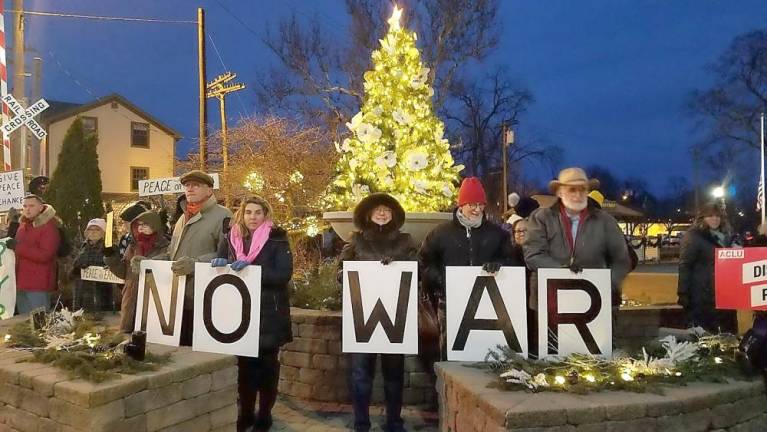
{"left": 231, "top": 220, "right": 273, "bottom": 263}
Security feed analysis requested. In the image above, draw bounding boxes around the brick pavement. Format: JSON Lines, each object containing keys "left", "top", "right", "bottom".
{"left": 269, "top": 396, "right": 439, "bottom": 431}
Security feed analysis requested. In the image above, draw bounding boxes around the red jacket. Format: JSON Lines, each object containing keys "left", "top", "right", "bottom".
{"left": 15, "top": 205, "right": 61, "bottom": 292}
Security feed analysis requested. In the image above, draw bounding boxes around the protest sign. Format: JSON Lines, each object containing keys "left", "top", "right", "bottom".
{"left": 0, "top": 170, "right": 25, "bottom": 212}
{"left": 138, "top": 173, "right": 220, "bottom": 197}
{"left": 80, "top": 266, "right": 124, "bottom": 284}
{"left": 134, "top": 260, "right": 186, "bottom": 346}
{"left": 715, "top": 247, "right": 767, "bottom": 310}
{"left": 0, "top": 241, "right": 15, "bottom": 319}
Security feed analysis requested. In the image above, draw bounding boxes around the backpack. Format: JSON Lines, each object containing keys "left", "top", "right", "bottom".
{"left": 56, "top": 223, "right": 73, "bottom": 258}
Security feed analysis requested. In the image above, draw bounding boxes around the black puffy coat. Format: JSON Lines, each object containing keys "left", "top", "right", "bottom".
{"left": 677, "top": 226, "right": 734, "bottom": 331}
{"left": 418, "top": 209, "right": 517, "bottom": 303}
{"left": 217, "top": 225, "right": 293, "bottom": 351}
{"left": 338, "top": 193, "right": 417, "bottom": 273}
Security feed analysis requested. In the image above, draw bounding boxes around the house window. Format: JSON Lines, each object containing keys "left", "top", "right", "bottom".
{"left": 131, "top": 122, "right": 150, "bottom": 148}
{"left": 130, "top": 167, "right": 149, "bottom": 191}
{"left": 81, "top": 116, "right": 98, "bottom": 137}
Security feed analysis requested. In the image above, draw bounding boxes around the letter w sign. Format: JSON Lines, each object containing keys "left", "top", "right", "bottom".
{"left": 342, "top": 261, "right": 419, "bottom": 354}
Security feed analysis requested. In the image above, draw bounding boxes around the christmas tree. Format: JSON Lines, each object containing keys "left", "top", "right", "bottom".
{"left": 326, "top": 6, "right": 463, "bottom": 212}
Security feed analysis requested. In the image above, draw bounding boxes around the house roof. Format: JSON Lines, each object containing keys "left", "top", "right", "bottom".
{"left": 41, "top": 93, "right": 182, "bottom": 139}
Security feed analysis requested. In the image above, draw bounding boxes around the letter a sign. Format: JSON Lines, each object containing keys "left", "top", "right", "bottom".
{"left": 342, "top": 261, "right": 418, "bottom": 354}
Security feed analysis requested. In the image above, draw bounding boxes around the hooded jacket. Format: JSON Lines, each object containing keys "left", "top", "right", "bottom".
{"left": 677, "top": 224, "right": 730, "bottom": 320}
{"left": 523, "top": 198, "right": 630, "bottom": 309}
{"left": 14, "top": 204, "right": 61, "bottom": 292}
{"left": 418, "top": 207, "right": 516, "bottom": 303}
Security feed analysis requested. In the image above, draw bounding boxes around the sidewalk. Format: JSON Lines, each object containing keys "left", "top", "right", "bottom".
{"left": 269, "top": 396, "right": 439, "bottom": 431}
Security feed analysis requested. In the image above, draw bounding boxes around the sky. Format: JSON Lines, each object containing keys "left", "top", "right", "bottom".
{"left": 13, "top": 0, "right": 767, "bottom": 195}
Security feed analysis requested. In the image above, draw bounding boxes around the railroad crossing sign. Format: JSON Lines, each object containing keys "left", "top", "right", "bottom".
{"left": 1, "top": 94, "right": 49, "bottom": 139}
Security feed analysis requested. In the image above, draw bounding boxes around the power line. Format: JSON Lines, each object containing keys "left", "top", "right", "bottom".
{"left": 8, "top": 9, "right": 196, "bottom": 24}
{"left": 206, "top": 32, "right": 249, "bottom": 118}
{"left": 212, "top": 0, "right": 260, "bottom": 39}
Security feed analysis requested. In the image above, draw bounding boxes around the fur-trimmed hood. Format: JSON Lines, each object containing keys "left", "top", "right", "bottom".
{"left": 352, "top": 193, "right": 405, "bottom": 233}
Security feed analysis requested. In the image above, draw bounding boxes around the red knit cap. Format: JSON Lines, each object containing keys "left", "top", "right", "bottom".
{"left": 457, "top": 177, "right": 487, "bottom": 207}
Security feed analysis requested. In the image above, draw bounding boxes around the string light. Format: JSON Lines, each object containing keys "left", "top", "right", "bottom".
{"left": 584, "top": 374, "right": 596, "bottom": 383}
{"left": 554, "top": 376, "right": 566, "bottom": 385}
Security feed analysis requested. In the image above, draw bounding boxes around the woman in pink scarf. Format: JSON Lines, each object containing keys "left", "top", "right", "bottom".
{"left": 211, "top": 196, "right": 293, "bottom": 432}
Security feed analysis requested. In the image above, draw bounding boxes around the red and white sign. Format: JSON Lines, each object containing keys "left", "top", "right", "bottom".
{"left": 715, "top": 247, "right": 767, "bottom": 310}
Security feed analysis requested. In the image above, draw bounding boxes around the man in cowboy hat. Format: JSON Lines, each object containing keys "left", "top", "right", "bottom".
{"left": 523, "top": 167, "right": 630, "bottom": 354}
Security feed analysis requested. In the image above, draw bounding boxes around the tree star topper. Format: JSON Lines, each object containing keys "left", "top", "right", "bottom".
{"left": 388, "top": 5, "right": 402, "bottom": 30}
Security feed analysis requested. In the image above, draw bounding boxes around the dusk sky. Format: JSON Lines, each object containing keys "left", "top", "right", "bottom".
{"left": 15, "top": 0, "right": 767, "bottom": 195}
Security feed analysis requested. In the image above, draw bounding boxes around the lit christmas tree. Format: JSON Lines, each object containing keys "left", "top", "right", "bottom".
{"left": 325, "top": 6, "right": 463, "bottom": 212}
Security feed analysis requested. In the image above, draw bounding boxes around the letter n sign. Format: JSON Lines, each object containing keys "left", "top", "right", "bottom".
{"left": 538, "top": 268, "right": 613, "bottom": 359}
{"left": 342, "top": 261, "right": 419, "bottom": 354}
{"left": 135, "top": 260, "right": 187, "bottom": 347}
{"left": 192, "top": 263, "right": 262, "bottom": 357}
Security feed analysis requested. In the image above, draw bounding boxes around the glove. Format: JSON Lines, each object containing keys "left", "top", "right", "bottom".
{"left": 130, "top": 255, "right": 146, "bottom": 274}
{"left": 171, "top": 256, "right": 196, "bottom": 275}
{"left": 103, "top": 246, "right": 117, "bottom": 257}
{"left": 211, "top": 258, "right": 228, "bottom": 267}
{"left": 568, "top": 263, "right": 584, "bottom": 274}
{"left": 380, "top": 256, "right": 393, "bottom": 265}
{"left": 4, "top": 238, "right": 17, "bottom": 250}
{"left": 482, "top": 262, "right": 502, "bottom": 274}
{"left": 230, "top": 260, "right": 249, "bottom": 271}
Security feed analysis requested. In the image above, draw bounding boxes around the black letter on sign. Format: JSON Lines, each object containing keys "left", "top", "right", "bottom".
{"left": 762, "top": 287, "right": 767, "bottom": 302}
{"left": 547, "top": 279, "right": 602, "bottom": 355}
{"left": 203, "top": 274, "right": 251, "bottom": 344}
{"left": 140, "top": 270, "right": 181, "bottom": 336}
{"left": 348, "top": 270, "right": 412, "bottom": 343}
{"left": 452, "top": 276, "right": 521, "bottom": 352}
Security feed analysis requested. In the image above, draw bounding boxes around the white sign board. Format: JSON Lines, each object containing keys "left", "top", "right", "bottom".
{"left": 0, "top": 170, "right": 25, "bottom": 212}
{"left": 192, "top": 263, "right": 261, "bottom": 357}
{"left": 0, "top": 241, "right": 16, "bottom": 320}
{"left": 1, "top": 94, "right": 49, "bottom": 139}
{"left": 80, "top": 266, "right": 125, "bottom": 284}
{"left": 538, "top": 268, "right": 612, "bottom": 359}
{"left": 342, "top": 261, "right": 418, "bottom": 354}
{"left": 134, "top": 260, "right": 187, "bottom": 346}
{"left": 446, "top": 266, "right": 528, "bottom": 361}
{"left": 138, "top": 173, "right": 221, "bottom": 197}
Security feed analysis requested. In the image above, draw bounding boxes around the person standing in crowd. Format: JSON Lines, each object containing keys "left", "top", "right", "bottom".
{"left": 419, "top": 177, "right": 517, "bottom": 360}
{"left": 677, "top": 202, "right": 737, "bottom": 332}
{"left": 6, "top": 195, "right": 61, "bottom": 313}
{"left": 524, "top": 168, "right": 630, "bottom": 343}
{"left": 338, "top": 193, "right": 416, "bottom": 432}
{"left": 28, "top": 176, "right": 49, "bottom": 197}
{"left": 148, "top": 170, "right": 230, "bottom": 345}
{"left": 72, "top": 218, "right": 112, "bottom": 313}
{"left": 117, "top": 202, "right": 151, "bottom": 258}
{"left": 211, "top": 196, "right": 293, "bottom": 432}
{"left": 5, "top": 207, "right": 20, "bottom": 238}
{"left": 105, "top": 210, "right": 169, "bottom": 333}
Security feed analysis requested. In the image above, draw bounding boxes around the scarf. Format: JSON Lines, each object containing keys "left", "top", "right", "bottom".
{"left": 231, "top": 220, "right": 273, "bottom": 263}
{"left": 456, "top": 209, "right": 483, "bottom": 229}
{"left": 710, "top": 229, "right": 727, "bottom": 247}
{"left": 559, "top": 205, "right": 589, "bottom": 255}
{"left": 135, "top": 232, "right": 158, "bottom": 257}
{"left": 184, "top": 197, "right": 208, "bottom": 223}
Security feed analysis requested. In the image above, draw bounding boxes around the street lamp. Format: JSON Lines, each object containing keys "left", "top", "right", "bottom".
{"left": 711, "top": 186, "right": 725, "bottom": 199}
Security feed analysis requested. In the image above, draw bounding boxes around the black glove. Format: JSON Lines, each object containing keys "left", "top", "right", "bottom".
{"left": 4, "top": 238, "right": 17, "bottom": 250}
{"left": 103, "top": 246, "right": 117, "bottom": 257}
{"left": 482, "top": 262, "right": 502, "bottom": 273}
{"left": 677, "top": 295, "right": 689, "bottom": 309}
{"left": 568, "top": 263, "right": 583, "bottom": 274}
{"left": 380, "top": 256, "right": 393, "bottom": 265}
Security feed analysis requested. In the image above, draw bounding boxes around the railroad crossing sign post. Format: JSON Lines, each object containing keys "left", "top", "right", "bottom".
{"left": 1, "top": 94, "right": 49, "bottom": 140}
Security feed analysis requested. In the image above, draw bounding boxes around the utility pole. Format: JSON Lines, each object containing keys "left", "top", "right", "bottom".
{"left": 197, "top": 7, "right": 207, "bottom": 171}
{"left": 12, "top": 0, "right": 26, "bottom": 176}
{"left": 206, "top": 72, "right": 245, "bottom": 206}
{"left": 501, "top": 124, "right": 514, "bottom": 213}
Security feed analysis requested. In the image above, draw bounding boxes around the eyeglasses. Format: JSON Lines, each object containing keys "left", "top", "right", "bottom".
{"left": 513, "top": 229, "right": 527, "bottom": 235}
{"left": 464, "top": 203, "right": 486, "bottom": 210}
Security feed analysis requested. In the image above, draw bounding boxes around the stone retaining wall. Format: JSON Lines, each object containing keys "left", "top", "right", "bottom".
{"left": 0, "top": 332, "right": 238, "bottom": 432}
{"left": 278, "top": 308, "right": 437, "bottom": 405}
{"left": 436, "top": 362, "right": 767, "bottom": 432}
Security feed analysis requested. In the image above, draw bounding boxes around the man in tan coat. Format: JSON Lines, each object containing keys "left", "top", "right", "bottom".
{"left": 145, "top": 170, "right": 231, "bottom": 345}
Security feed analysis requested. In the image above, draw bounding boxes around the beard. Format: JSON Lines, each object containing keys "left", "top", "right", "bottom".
{"left": 562, "top": 196, "right": 587, "bottom": 212}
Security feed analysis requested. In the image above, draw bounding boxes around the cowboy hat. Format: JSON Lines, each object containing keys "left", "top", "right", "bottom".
{"left": 548, "top": 167, "right": 600, "bottom": 194}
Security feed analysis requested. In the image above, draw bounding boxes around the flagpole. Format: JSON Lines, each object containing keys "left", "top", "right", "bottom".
{"left": 761, "top": 112, "right": 765, "bottom": 223}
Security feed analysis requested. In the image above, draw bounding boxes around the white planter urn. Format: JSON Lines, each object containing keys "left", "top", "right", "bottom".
{"left": 322, "top": 211, "right": 452, "bottom": 244}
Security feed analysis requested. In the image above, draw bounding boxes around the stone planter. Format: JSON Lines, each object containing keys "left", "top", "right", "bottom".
{"left": 278, "top": 308, "right": 437, "bottom": 406}
{"left": 436, "top": 361, "right": 767, "bottom": 432}
{"left": 323, "top": 211, "right": 451, "bottom": 244}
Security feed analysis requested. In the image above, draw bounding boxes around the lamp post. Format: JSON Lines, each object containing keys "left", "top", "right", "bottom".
{"left": 711, "top": 186, "right": 726, "bottom": 211}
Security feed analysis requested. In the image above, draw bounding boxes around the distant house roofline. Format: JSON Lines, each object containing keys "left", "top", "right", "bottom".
{"left": 42, "top": 93, "right": 182, "bottom": 140}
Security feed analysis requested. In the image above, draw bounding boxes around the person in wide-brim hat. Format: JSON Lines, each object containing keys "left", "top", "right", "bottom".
{"left": 548, "top": 167, "right": 600, "bottom": 194}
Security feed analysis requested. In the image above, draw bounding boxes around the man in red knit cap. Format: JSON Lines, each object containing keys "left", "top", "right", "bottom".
{"left": 419, "top": 176, "right": 517, "bottom": 360}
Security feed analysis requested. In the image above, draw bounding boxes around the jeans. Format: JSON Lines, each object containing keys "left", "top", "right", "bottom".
{"left": 349, "top": 353, "right": 405, "bottom": 432}
{"left": 16, "top": 291, "right": 50, "bottom": 315}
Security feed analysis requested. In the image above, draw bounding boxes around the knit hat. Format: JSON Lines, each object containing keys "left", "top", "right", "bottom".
{"left": 120, "top": 202, "right": 149, "bottom": 222}
{"left": 85, "top": 218, "right": 107, "bottom": 232}
{"left": 28, "top": 176, "right": 49, "bottom": 196}
{"left": 457, "top": 177, "right": 486, "bottom": 207}
{"left": 179, "top": 170, "right": 214, "bottom": 187}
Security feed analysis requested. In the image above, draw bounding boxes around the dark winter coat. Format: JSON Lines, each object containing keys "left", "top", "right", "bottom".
{"left": 217, "top": 225, "right": 293, "bottom": 351}
{"left": 338, "top": 193, "right": 418, "bottom": 276}
{"left": 418, "top": 208, "right": 517, "bottom": 303}
{"left": 677, "top": 226, "right": 731, "bottom": 326}
{"left": 15, "top": 205, "right": 61, "bottom": 292}
{"left": 523, "top": 199, "right": 631, "bottom": 309}
{"left": 105, "top": 211, "right": 169, "bottom": 333}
